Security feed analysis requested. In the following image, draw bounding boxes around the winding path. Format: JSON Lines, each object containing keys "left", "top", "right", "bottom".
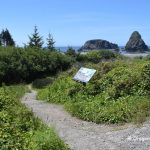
{"left": 21, "top": 89, "right": 150, "bottom": 150}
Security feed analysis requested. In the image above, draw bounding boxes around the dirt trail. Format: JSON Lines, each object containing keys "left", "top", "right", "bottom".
{"left": 21, "top": 89, "right": 150, "bottom": 150}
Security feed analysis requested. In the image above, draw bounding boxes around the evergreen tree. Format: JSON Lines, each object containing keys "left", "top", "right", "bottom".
{"left": 28, "top": 26, "right": 44, "bottom": 48}
{"left": 66, "top": 47, "right": 76, "bottom": 57}
{"left": 1, "top": 29, "right": 5, "bottom": 46}
{"left": 46, "top": 33, "right": 55, "bottom": 51}
{"left": 0, "top": 29, "right": 15, "bottom": 46}
{"left": 0, "top": 33, "right": 1, "bottom": 46}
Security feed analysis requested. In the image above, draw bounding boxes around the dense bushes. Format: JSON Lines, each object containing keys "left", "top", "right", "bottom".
{"left": 0, "top": 85, "right": 69, "bottom": 150}
{"left": 32, "top": 77, "right": 54, "bottom": 89}
{"left": 38, "top": 60, "right": 150, "bottom": 124}
{"left": 0, "top": 46, "right": 73, "bottom": 84}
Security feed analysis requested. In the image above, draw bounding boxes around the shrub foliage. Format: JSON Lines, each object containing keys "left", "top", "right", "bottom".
{"left": 76, "top": 50, "right": 118, "bottom": 63}
{"left": 0, "top": 85, "right": 69, "bottom": 150}
{"left": 38, "top": 60, "right": 150, "bottom": 124}
{"left": 0, "top": 46, "right": 73, "bottom": 84}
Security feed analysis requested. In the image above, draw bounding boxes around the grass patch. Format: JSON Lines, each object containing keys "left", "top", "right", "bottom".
{"left": 0, "top": 85, "right": 69, "bottom": 150}
{"left": 32, "top": 129, "right": 69, "bottom": 150}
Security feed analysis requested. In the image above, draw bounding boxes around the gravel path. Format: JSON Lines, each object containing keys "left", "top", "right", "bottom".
{"left": 21, "top": 90, "right": 150, "bottom": 150}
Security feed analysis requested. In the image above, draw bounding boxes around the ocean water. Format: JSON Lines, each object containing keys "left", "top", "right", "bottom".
{"left": 56, "top": 46, "right": 81, "bottom": 52}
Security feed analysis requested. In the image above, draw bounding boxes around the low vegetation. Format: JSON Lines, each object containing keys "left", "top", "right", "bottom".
{"left": 76, "top": 50, "right": 121, "bottom": 63}
{"left": 0, "top": 85, "right": 69, "bottom": 150}
{"left": 38, "top": 58, "right": 150, "bottom": 124}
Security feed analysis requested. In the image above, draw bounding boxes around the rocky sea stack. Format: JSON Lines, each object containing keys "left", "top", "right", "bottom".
{"left": 79, "top": 39, "right": 118, "bottom": 51}
{"left": 125, "top": 31, "right": 148, "bottom": 52}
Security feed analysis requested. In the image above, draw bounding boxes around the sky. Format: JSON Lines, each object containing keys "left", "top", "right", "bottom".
{"left": 0, "top": 0, "right": 150, "bottom": 46}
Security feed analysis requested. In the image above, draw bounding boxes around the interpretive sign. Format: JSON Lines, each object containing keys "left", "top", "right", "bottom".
{"left": 73, "top": 67, "right": 96, "bottom": 83}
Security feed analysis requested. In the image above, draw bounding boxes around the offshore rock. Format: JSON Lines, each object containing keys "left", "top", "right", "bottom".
{"left": 79, "top": 39, "right": 119, "bottom": 51}
{"left": 125, "top": 31, "right": 148, "bottom": 52}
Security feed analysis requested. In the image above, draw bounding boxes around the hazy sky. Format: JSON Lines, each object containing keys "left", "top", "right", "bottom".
{"left": 0, "top": 0, "right": 150, "bottom": 46}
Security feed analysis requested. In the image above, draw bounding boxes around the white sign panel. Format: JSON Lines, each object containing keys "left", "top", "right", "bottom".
{"left": 73, "top": 67, "right": 96, "bottom": 83}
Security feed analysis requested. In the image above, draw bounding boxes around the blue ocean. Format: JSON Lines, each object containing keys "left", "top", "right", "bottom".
{"left": 56, "top": 46, "right": 81, "bottom": 52}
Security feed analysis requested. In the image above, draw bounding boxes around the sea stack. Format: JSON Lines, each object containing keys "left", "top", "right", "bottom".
{"left": 79, "top": 39, "right": 118, "bottom": 51}
{"left": 125, "top": 31, "right": 148, "bottom": 52}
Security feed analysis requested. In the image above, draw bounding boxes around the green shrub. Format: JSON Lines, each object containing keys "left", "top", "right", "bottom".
{"left": 0, "top": 85, "right": 69, "bottom": 150}
{"left": 65, "top": 47, "right": 77, "bottom": 57}
{"left": 0, "top": 46, "right": 73, "bottom": 84}
{"left": 32, "top": 129, "right": 69, "bottom": 150}
{"left": 32, "top": 77, "right": 54, "bottom": 89}
{"left": 76, "top": 50, "right": 117, "bottom": 63}
{"left": 140, "top": 63, "right": 150, "bottom": 95}
{"left": 86, "top": 50, "right": 116, "bottom": 63}
{"left": 76, "top": 53, "right": 88, "bottom": 62}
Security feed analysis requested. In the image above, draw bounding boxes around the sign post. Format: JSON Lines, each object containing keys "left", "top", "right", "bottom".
{"left": 73, "top": 67, "right": 96, "bottom": 85}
